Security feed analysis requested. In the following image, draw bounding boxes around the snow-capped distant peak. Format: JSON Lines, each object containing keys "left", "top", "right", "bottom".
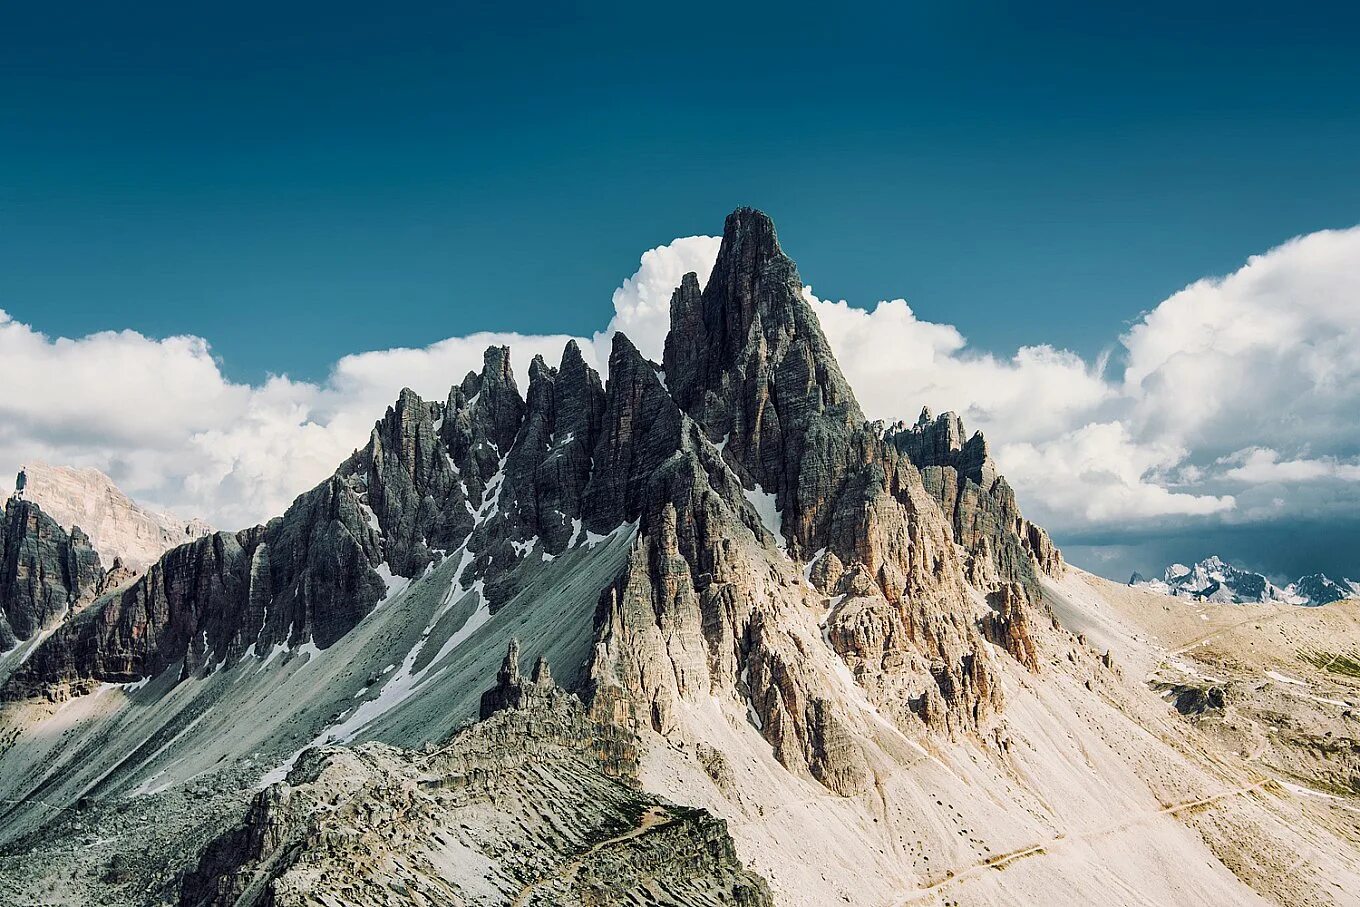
{"left": 1129, "top": 556, "right": 1356, "bottom": 607}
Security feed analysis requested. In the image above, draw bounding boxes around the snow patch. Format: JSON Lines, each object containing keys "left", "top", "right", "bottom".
{"left": 743, "top": 483, "right": 784, "bottom": 551}
{"left": 1266, "top": 670, "right": 1308, "bottom": 686}
{"left": 373, "top": 562, "right": 412, "bottom": 607}
{"left": 510, "top": 536, "right": 539, "bottom": 558}
{"left": 358, "top": 501, "right": 382, "bottom": 535}
{"left": 802, "top": 548, "right": 826, "bottom": 590}
{"left": 121, "top": 675, "right": 152, "bottom": 693}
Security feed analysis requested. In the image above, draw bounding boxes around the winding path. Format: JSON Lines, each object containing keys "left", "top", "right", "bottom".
{"left": 511, "top": 806, "right": 676, "bottom": 906}
{"left": 893, "top": 782, "right": 1271, "bottom": 904}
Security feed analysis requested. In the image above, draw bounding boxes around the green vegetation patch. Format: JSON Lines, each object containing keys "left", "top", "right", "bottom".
{"left": 1300, "top": 649, "right": 1360, "bottom": 680}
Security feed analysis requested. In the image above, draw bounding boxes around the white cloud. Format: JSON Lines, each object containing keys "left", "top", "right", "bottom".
{"left": 596, "top": 235, "right": 720, "bottom": 362}
{"left": 1217, "top": 448, "right": 1360, "bottom": 485}
{"left": 1121, "top": 227, "right": 1360, "bottom": 457}
{"left": 3, "top": 222, "right": 1357, "bottom": 559}
{"left": 803, "top": 291, "right": 1113, "bottom": 444}
{"left": 996, "top": 423, "right": 1234, "bottom": 527}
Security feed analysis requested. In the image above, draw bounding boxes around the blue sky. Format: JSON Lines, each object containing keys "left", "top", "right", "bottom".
{"left": 3, "top": 3, "right": 1360, "bottom": 584}
{"left": 5, "top": 2, "right": 1358, "bottom": 382}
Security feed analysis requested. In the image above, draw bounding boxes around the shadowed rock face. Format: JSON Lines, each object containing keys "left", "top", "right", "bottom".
{"left": 664, "top": 207, "right": 864, "bottom": 556}
{"left": 0, "top": 498, "right": 104, "bottom": 648}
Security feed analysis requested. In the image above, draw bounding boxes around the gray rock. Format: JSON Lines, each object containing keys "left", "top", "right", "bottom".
{"left": 0, "top": 498, "right": 104, "bottom": 648}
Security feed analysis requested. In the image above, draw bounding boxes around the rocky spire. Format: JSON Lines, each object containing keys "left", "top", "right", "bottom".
{"left": 531, "top": 655, "right": 554, "bottom": 687}
{"left": 582, "top": 332, "right": 684, "bottom": 531}
{"left": 361, "top": 387, "right": 469, "bottom": 575}
{"left": 442, "top": 345, "right": 528, "bottom": 508}
{"left": 502, "top": 637, "right": 522, "bottom": 685}
{"left": 479, "top": 638, "right": 564, "bottom": 718}
{"left": 661, "top": 207, "right": 864, "bottom": 555}
{"left": 495, "top": 339, "right": 606, "bottom": 557}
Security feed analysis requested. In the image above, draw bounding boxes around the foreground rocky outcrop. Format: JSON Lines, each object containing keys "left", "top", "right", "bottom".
{"left": 181, "top": 642, "right": 771, "bottom": 907}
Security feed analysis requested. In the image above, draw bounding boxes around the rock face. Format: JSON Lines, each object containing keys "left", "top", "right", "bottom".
{"left": 181, "top": 652, "right": 769, "bottom": 907}
{"left": 652, "top": 208, "right": 1063, "bottom": 744}
{"left": 0, "top": 498, "right": 104, "bottom": 650}
{"left": 4, "top": 478, "right": 387, "bottom": 697}
{"left": 888, "top": 408, "right": 1064, "bottom": 589}
{"left": 5, "top": 463, "right": 211, "bottom": 571}
{"left": 663, "top": 207, "right": 863, "bottom": 558}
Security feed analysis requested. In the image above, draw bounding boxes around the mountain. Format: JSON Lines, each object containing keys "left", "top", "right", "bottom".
{"left": 0, "top": 208, "right": 1357, "bottom": 906}
{"left": 5, "top": 462, "right": 211, "bottom": 571}
{"left": 1129, "top": 556, "right": 1357, "bottom": 606}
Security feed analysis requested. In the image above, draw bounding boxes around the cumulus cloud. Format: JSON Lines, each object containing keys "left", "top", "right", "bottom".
{"left": 3, "top": 221, "right": 1358, "bottom": 582}
{"left": 598, "top": 235, "right": 720, "bottom": 361}
{"left": 1121, "top": 227, "right": 1360, "bottom": 458}
{"left": 802, "top": 291, "right": 1113, "bottom": 444}
{"left": 1216, "top": 448, "right": 1360, "bottom": 485}
{"left": 996, "top": 423, "right": 1234, "bottom": 526}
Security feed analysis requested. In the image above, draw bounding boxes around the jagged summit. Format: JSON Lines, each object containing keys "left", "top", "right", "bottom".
{"left": 665, "top": 206, "right": 862, "bottom": 429}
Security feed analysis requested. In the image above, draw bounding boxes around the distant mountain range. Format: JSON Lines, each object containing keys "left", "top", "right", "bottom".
{"left": 1129, "top": 556, "right": 1358, "bottom": 606}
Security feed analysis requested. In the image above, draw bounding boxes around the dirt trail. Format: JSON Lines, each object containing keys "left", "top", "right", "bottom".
{"left": 1168, "top": 607, "right": 1300, "bottom": 656}
{"left": 510, "top": 806, "right": 675, "bottom": 906}
{"left": 892, "top": 781, "right": 1271, "bottom": 904}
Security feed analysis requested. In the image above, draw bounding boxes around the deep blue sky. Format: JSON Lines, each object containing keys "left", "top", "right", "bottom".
{"left": 4, "top": 2, "right": 1359, "bottom": 382}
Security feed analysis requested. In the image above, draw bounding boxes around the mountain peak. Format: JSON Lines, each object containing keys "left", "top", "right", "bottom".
{"left": 3, "top": 461, "right": 210, "bottom": 571}
{"left": 718, "top": 206, "right": 784, "bottom": 262}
